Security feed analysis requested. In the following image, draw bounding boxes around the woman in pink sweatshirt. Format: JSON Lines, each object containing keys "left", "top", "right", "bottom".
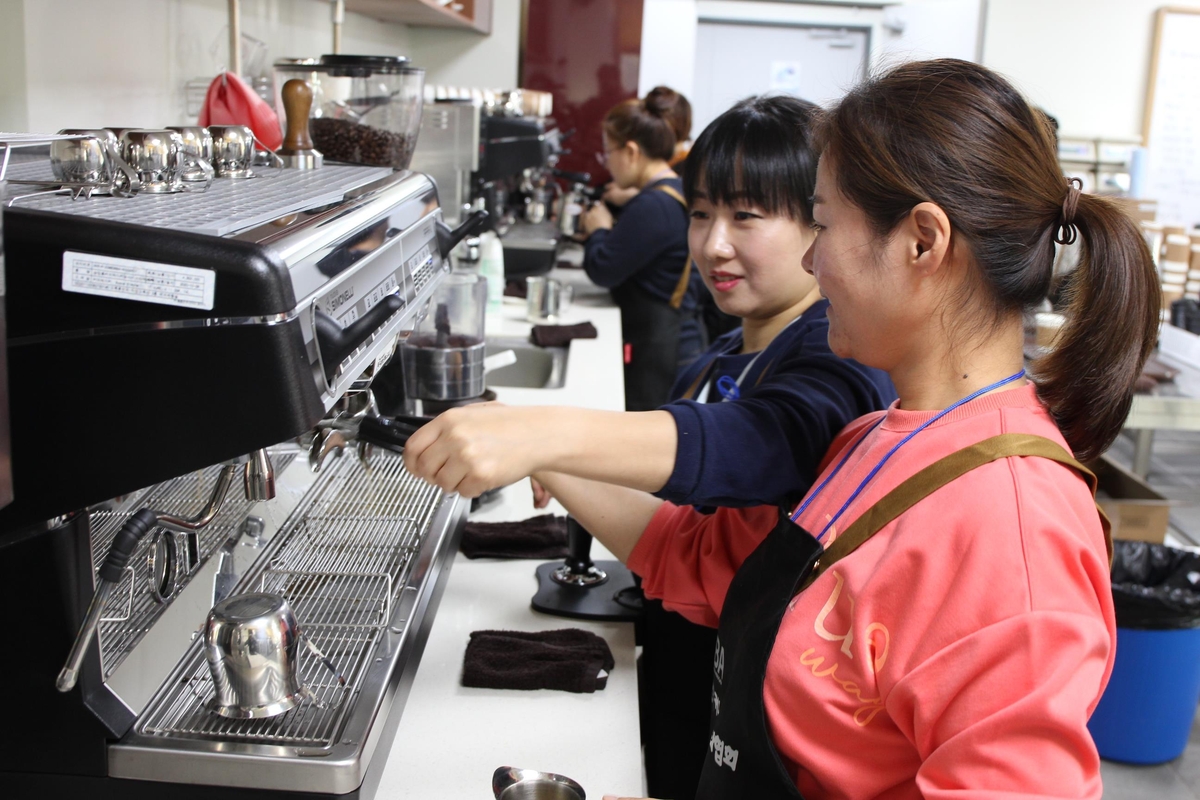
{"left": 448, "top": 60, "right": 1159, "bottom": 799}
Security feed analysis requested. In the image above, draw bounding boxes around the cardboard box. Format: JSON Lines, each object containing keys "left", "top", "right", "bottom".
{"left": 1088, "top": 455, "right": 1172, "bottom": 544}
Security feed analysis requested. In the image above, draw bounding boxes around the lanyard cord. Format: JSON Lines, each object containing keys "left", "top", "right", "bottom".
{"left": 699, "top": 314, "right": 806, "bottom": 403}
{"left": 791, "top": 369, "right": 1028, "bottom": 541}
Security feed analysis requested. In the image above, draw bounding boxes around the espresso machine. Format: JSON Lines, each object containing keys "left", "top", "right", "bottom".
{"left": 0, "top": 151, "right": 485, "bottom": 799}
{"left": 410, "top": 98, "right": 568, "bottom": 279}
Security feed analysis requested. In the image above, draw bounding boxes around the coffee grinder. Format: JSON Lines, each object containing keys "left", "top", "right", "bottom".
{"left": 397, "top": 271, "right": 494, "bottom": 416}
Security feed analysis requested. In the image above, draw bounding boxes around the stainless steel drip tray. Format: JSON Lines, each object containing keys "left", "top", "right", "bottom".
{"left": 109, "top": 450, "right": 468, "bottom": 794}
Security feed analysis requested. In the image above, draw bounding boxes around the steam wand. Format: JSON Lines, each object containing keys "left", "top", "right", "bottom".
{"left": 56, "top": 453, "right": 271, "bottom": 693}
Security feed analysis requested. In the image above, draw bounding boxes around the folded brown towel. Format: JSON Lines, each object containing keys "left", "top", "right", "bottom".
{"left": 460, "top": 514, "right": 569, "bottom": 559}
{"left": 530, "top": 321, "right": 598, "bottom": 348}
{"left": 462, "top": 628, "right": 615, "bottom": 693}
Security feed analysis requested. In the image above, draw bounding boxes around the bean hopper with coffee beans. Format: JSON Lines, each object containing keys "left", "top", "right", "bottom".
{"left": 273, "top": 55, "right": 426, "bottom": 172}
{"left": 0, "top": 86, "right": 490, "bottom": 797}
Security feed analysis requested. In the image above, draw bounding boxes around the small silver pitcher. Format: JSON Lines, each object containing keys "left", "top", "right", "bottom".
{"left": 203, "top": 592, "right": 307, "bottom": 719}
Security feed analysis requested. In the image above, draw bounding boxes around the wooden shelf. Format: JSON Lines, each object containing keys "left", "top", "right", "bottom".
{"left": 345, "top": 0, "right": 491, "bottom": 34}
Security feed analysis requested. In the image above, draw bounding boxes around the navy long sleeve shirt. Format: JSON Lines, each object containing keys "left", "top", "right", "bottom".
{"left": 656, "top": 299, "right": 897, "bottom": 508}
{"left": 582, "top": 178, "right": 706, "bottom": 343}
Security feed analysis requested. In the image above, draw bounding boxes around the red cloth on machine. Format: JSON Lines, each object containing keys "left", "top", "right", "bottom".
{"left": 197, "top": 72, "right": 282, "bottom": 151}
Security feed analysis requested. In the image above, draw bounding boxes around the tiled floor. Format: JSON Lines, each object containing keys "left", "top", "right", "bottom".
{"left": 1100, "top": 430, "right": 1200, "bottom": 798}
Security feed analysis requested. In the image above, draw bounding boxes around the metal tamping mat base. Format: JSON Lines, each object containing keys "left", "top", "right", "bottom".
{"left": 531, "top": 560, "right": 641, "bottom": 622}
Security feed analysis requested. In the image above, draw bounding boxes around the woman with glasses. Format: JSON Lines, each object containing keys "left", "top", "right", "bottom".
{"left": 581, "top": 86, "right": 707, "bottom": 411}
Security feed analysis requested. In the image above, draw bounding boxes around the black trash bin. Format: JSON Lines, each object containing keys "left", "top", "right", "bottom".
{"left": 1088, "top": 540, "right": 1200, "bottom": 763}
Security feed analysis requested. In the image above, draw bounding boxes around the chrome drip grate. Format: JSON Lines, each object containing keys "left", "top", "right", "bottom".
{"left": 5, "top": 161, "right": 391, "bottom": 236}
{"left": 90, "top": 453, "right": 296, "bottom": 679}
{"left": 136, "top": 450, "right": 443, "bottom": 748}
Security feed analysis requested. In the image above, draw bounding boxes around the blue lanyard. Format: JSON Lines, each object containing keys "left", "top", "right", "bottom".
{"left": 701, "top": 315, "right": 806, "bottom": 403}
{"left": 791, "top": 369, "right": 1027, "bottom": 541}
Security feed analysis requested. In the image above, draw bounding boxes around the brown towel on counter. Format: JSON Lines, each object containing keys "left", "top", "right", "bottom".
{"left": 460, "top": 514, "right": 569, "bottom": 559}
{"left": 530, "top": 322, "right": 598, "bottom": 348}
{"left": 462, "top": 628, "right": 615, "bottom": 693}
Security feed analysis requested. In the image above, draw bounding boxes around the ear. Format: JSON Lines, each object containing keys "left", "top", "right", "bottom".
{"left": 624, "top": 139, "right": 643, "bottom": 161}
{"left": 905, "top": 202, "right": 952, "bottom": 277}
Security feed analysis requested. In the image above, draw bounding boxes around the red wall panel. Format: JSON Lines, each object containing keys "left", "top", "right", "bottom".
{"left": 522, "top": 0, "right": 644, "bottom": 185}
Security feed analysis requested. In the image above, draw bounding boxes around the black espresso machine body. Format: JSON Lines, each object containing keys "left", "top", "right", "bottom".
{"left": 0, "top": 166, "right": 448, "bottom": 529}
{"left": 0, "top": 164, "right": 478, "bottom": 800}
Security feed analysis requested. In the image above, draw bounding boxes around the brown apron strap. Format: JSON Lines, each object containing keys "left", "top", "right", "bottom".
{"left": 654, "top": 185, "right": 694, "bottom": 310}
{"left": 801, "top": 433, "right": 1112, "bottom": 590}
{"left": 655, "top": 184, "right": 687, "bottom": 207}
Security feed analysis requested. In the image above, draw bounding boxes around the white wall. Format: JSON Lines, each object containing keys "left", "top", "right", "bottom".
{"left": 639, "top": 0, "right": 982, "bottom": 103}
{"left": 639, "top": 0, "right": 699, "bottom": 99}
{"left": 10, "top": 0, "right": 412, "bottom": 133}
{"left": 0, "top": 0, "right": 28, "bottom": 132}
{"left": 982, "top": 0, "right": 1163, "bottom": 140}
{"left": 407, "top": 0, "right": 522, "bottom": 90}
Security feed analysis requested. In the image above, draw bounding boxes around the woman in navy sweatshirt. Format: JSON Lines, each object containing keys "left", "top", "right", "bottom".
{"left": 405, "top": 95, "right": 895, "bottom": 797}
{"left": 582, "top": 86, "right": 708, "bottom": 411}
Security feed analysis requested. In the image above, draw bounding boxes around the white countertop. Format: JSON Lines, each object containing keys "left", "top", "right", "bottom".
{"left": 377, "top": 266, "right": 645, "bottom": 799}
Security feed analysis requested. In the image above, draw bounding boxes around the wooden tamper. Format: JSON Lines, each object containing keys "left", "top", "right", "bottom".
{"left": 277, "top": 78, "right": 324, "bottom": 169}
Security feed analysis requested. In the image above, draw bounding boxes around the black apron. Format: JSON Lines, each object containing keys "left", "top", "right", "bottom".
{"left": 695, "top": 434, "right": 1110, "bottom": 799}
{"left": 614, "top": 183, "right": 698, "bottom": 412}
{"left": 614, "top": 281, "right": 687, "bottom": 412}
{"left": 641, "top": 340, "right": 782, "bottom": 800}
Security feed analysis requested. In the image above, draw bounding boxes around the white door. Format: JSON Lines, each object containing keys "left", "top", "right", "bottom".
{"left": 691, "top": 21, "right": 869, "bottom": 135}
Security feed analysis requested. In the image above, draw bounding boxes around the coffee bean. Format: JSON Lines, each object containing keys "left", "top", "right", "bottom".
{"left": 310, "top": 117, "right": 415, "bottom": 169}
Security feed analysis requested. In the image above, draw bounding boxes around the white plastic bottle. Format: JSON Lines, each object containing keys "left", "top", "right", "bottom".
{"left": 478, "top": 230, "right": 505, "bottom": 316}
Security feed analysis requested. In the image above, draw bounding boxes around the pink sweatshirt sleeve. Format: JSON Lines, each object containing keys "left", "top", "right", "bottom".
{"left": 884, "top": 476, "right": 1115, "bottom": 800}
{"left": 627, "top": 501, "right": 778, "bottom": 627}
{"left": 891, "top": 611, "right": 1111, "bottom": 799}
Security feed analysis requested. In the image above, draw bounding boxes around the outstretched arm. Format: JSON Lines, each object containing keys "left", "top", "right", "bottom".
{"left": 530, "top": 472, "right": 664, "bottom": 562}
{"left": 402, "top": 403, "right": 678, "bottom": 498}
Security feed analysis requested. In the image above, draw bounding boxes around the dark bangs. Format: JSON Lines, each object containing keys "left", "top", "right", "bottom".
{"left": 683, "top": 94, "right": 820, "bottom": 224}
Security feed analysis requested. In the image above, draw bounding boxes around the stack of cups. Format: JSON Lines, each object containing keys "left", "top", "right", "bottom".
{"left": 1160, "top": 226, "right": 1190, "bottom": 308}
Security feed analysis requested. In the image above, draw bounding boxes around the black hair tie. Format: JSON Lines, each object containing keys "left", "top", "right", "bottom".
{"left": 1054, "top": 177, "right": 1082, "bottom": 246}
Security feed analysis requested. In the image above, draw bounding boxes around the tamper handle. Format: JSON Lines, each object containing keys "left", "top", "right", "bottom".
{"left": 564, "top": 517, "right": 596, "bottom": 575}
{"left": 281, "top": 78, "right": 315, "bottom": 154}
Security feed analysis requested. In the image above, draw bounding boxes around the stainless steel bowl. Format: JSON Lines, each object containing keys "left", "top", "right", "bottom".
{"left": 51, "top": 129, "right": 120, "bottom": 183}
{"left": 492, "top": 767, "right": 585, "bottom": 800}
{"left": 120, "top": 129, "right": 184, "bottom": 193}
{"left": 203, "top": 592, "right": 305, "bottom": 719}
{"left": 207, "top": 124, "right": 256, "bottom": 178}
{"left": 400, "top": 339, "right": 487, "bottom": 401}
{"left": 168, "top": 125, "right": 215, "bottom": 182}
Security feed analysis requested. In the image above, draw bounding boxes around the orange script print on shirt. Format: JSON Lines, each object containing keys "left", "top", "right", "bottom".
{"left": 799, "top": 571, "right": 891, "bottom": 727}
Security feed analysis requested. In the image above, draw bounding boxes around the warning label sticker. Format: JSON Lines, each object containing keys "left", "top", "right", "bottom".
{"left": 62, "top": 251, "right": 216, "bottom": 311}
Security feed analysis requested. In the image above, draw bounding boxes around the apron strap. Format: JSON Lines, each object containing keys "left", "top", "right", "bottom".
{"left": 681, "top": 354, "right": 718, "bottom": 400}
{"left": 801, "top": 433, "right": 1112, "bottom": 591}
{"left": 654, "top": 184, "right": 694, "bottom": 311}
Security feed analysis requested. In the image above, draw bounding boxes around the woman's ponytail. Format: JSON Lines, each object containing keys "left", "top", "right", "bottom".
{"left": 604, "top": 86, "right": 688, "bottom": 162}
{"left": 1034, "top": 193, "right": 1160, "bottom": 461}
